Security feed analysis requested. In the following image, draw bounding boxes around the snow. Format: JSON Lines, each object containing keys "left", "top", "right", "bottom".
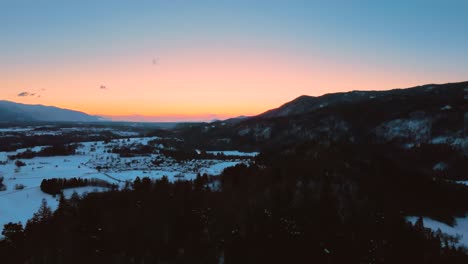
{"left": 106, "top": 170, "right": 198, "bottom": 182}
{"left": 376, "top": 118, "right": 431, "bottom": 143}
{"left": 431, "top": 136, "right": 468, "bottom": 150}
{"left": 441, "top": 105, "right": 452, "bottom": 111}
{"left": 206, "top": 151, "right": 259, "bottom": 157}
{"left": 407, "top": 216, "right": 468, "bottom": 248}
{"left": 431, "top": 136, "right": 450, "bottom": 144}
{"left": 0, "top": 135, "right": 251, "bottom": 233}
{"left": 200, "top": 161, "right": 243, "bottom": 175}
{"left": 0, "top": 127, "right": 34, "bottom": 133}
{"left": 0, "top": 186, "right": 110, "bottom": 230}
{"left": 457, "top": 181, "right": 468, "bottom": 186}
{"left": 0, "top": 187, "right": 59, "bottom": 228}
{"left": 0, "top": 126, "right": 142, "bottom": 140}
{"left": 62, "top": 186, "right": 109, "bottom": 198}
{"left": 433, "top": 162, "right": 448, "bottom": 171}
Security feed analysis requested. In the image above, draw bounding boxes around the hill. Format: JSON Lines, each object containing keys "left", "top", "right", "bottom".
{"left": 0, "top": 101, "right": 102, "bottom": 122}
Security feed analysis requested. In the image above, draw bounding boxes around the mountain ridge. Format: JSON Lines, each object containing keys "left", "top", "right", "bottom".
{"left": 258, "top": 81, "right": 468, "bottom": 119}
{"left": 174, "top": 81, "right": 468, "bottom": 153}
{"left": 0, "top": 100, "right": 103, "bottom": 122}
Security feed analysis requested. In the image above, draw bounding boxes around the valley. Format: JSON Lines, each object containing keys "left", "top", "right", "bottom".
{"left": 0, "top": 125, "right": 257, "bottom": 233}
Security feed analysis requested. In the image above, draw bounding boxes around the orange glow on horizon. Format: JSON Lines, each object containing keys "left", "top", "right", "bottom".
{"left": 1, "top": 45, "right": 458, "bottom": 121}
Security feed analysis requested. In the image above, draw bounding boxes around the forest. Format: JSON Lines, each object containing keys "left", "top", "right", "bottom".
{"left": 1, "top": 141, "right": 467, "bottom": 263}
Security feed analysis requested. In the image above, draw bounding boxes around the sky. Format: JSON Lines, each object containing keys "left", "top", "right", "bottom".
{"left": 1, "top": 0, "right": 467, "bottom": 121}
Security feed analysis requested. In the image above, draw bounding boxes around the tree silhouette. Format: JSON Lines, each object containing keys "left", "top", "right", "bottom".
{"left": 29, "top": 199, "right": 53, "bottom": 225}
{"left": 2, "top": 222, "right": 24, "bottom": 244}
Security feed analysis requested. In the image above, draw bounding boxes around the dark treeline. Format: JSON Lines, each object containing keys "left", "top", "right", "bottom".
{"left": 0, "top": 130, "right": 129, "bottom": 152}
{"left": 0, "top": 122, "right": 176, "bottom": 152}
{"left": 159, "top": 149, "right": 250, "bottom": 162}
{"left": 111, "top": 144, "right": 156, "bottom": 157}
{"left": 8, "top": 144, "right": 79, "bottom": 160}
{"left": 40, "top": 177, "right": 117, "bottom": 195}
{"left": 398, "top": 143, "right": 468, "bottom": 181}
{"left": 0, "top": 176, "right": 5, "bottom": 191}
{"left": 148, "top": 137, "right": 254, "bottom": 161}
{"left": 1, "top": 142, "right": 468, "bottom": 263}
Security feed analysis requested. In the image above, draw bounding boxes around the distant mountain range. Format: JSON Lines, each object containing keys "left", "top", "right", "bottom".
{"left": 0, "top": 100, "right": 103, "bottom": 122}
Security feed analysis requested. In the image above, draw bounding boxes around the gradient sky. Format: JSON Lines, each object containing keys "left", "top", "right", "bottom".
{"left": 1, "top": 0, "right": 467, "bottom": 121}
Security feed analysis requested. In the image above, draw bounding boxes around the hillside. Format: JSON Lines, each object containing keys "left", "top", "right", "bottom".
{"left": 175, "top": 82, "right": 468, "bottom": 154}
{"left": 0, "top": 101, "right": 102, "bottom": 123}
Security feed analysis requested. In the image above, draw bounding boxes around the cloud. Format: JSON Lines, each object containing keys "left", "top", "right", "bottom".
{"left": 17, "top": 92, "right": 36, "bottom": 97}
{"left": 17, "top": 88, "right": 46, "bottom": 98}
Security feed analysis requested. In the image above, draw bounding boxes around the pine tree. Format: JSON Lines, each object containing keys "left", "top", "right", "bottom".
{"left": 415, "top": 216, "right": 425, "bottom": 231}
{"left": 70, "top": 191, "right": 81, "bottom": 207}
{"left": 30, "top": 199, "right": 53, "bottom": 224}
{"left": 2, "top": 222, "right": 24, "bottom": 243}
{"left": 55, "top": 193, "right": 72, "bottom": 217}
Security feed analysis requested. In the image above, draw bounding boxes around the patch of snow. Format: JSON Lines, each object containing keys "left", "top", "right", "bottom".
{"left": 200, "top": 161, "right": 244, "bottom": 175}
{"left": 433, "top": 162, "right": 448, "bottom": 171}
{"left": 0, "top": 187, "right": 59, "bottom": 231}
{"left": 403, "top": 143, "right": 415, "bottom": 149}
{"left": 375, "top": 118, "right": 431, "bottom": 143}
{"left": 425, "top": 86, "right": 435, "bottom": 91}
{"left": 206, "top": 151, "right": 259, "bottom": 157}
{"left": 319, "top": 103, "right": 327, "bottom": 108}
{"left": 62, "top": 186, "right": 109, "bottom": 198}
{"left": 407, "top": 216, "right": 468, "bottom": 248}
{"left": 441, "top": 105, "right": 452, "bottom": 111}
{"left": 0, "top": 127, "right": 34, "bottom": 133}
{"left": 238, "top": 128, "right": 250, "bottom": 136}
{"left": 431, "top": 136, "right": 450, "bottom": 144}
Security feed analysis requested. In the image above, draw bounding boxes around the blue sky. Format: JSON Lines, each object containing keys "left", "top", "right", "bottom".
{"left": 1, "top": 0, "right": 467, "bottom": 120}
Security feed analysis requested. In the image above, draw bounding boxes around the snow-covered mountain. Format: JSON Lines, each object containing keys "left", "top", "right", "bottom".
{"left": 259, "top": 82, "right": 468, "bottom": 119}
{"left": 0, "top": 100, "right": 102, "bottom": 122}
{"left": 176, "top": 81, "right": 468, "bottom": 153}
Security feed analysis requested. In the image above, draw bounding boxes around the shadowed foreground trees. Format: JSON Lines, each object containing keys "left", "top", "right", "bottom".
{"left": 1, "top": 143, "right": 468, "bottom": 263}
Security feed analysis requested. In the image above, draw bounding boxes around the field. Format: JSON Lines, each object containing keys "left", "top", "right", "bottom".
{"left": 0, "top": 125, "right": 257, "bottom": 233}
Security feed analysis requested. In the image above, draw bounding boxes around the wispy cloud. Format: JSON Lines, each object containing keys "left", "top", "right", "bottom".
{"left": 17, "top": 88, "right": 46, "bottom": 98}
{"left": 17, "top": 91, "right": 36, "bottom": 97}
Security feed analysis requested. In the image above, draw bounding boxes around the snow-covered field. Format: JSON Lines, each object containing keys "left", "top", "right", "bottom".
{"left": 0, "top": 126, "right": 141, "bottom": 137}
{"left": 0, "top": 136, "right": 256, "bottom": 234}
{"left": 206, "top": 151, "right": 259, "bottom": 157}
{"left": 407, "top": 216, "right": 468, "bottom": 248}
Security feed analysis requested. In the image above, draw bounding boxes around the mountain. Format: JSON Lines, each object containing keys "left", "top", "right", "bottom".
{"left": 175, "top": 81, "right": 468, "bottom": 153}
{"left": 0, "top": 101, "right": 102, "bottom": 122}
{"left": 260, "top": 82, "right": 467, "bottom": 119}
